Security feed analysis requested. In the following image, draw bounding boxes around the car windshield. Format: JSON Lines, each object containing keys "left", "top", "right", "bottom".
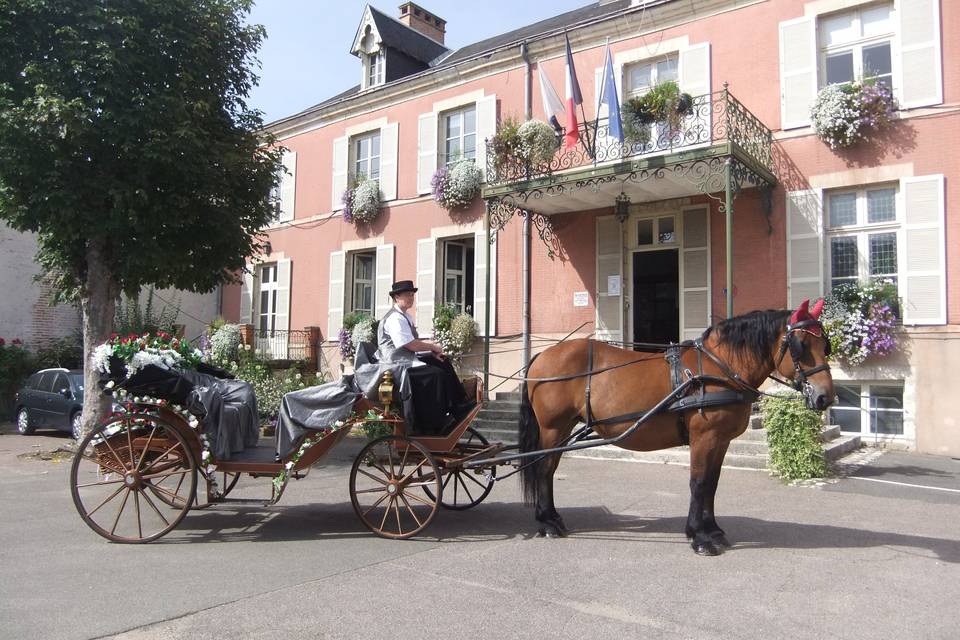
{"left": 69, "top": 373, "right": 84, "bottom": 392}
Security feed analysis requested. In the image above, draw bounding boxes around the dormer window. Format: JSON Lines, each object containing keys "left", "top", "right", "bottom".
{"left": 367, "top": 50, "right": 384, "bottom": 88}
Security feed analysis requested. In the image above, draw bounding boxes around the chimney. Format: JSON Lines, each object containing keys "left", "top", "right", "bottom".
{"left": 397, "top": 2, "right": 446, "bottom": 45}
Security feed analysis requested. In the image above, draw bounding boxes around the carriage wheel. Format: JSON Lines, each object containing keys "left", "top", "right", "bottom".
{"left": 350, "top": 435, "right": 441, "bottom": 539}
{"left": 421, "top": 427, "right": 497, "bottom": 510}
{"left": 70, "top": 415, "right": 196, "bottom": 543}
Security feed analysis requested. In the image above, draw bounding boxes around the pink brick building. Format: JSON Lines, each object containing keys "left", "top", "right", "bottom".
{"left": 227, "top": 0, "right": 959, "bottom": 455}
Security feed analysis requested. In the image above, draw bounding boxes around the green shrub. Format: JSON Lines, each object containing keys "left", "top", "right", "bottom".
{"left": 0, "top": 338, "right": 35, "bottom": 418}
{"left": 761, "top": 391, "right": 827, "bottom": 481}
{"left": 34, "top": 333, "right": 84, "bottom": 369}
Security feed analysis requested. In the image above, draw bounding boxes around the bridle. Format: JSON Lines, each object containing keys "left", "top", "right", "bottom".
{"left": 771, "top": 318, "right": 832, "bottom": 394}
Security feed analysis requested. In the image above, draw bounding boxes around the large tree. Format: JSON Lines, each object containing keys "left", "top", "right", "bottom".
{"left": 0, "top": 0, "right": 281, "bottom": 433}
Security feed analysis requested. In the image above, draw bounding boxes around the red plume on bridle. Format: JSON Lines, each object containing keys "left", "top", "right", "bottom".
{"left": 789, "top": 298, "right": 824, "bottom": 335}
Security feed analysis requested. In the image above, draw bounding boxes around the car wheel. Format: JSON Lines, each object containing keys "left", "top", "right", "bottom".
{"left": 16, "top": 408, "right": 35, "bottom": 435}
{"left": 70, "top": 411, "right": 83, "bottom": 440}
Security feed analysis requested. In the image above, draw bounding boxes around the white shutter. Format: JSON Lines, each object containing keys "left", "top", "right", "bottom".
{"left": 416, "top": 239, "right": 436, "bottom": 337}
{"left": 595, "top": 216, "right": 623, "bottom": 342}
{"left": 374, "top": 244, "right": 395, "bottom": 320}
{"left": 379, "top": 123, "right": 398, "bottom": 201}
{"left": 779, "top": 17, "right": 817, "bottom": 130}
{"left": 274, "top": 259, "right": 291, "bottom": 358}
{"left": 785, "top": 189, "right": 824, "bottom": 308}
{"left": 239, "top": 268, "right": 254, "bottom": 324}
{"left": 679, "top": 43, "right": 711, "bottom": 146}
{"left": 332, "top": 136, "right": 349, "bottom": 211}
{"left": 475, "top": 94, "right": 497, "bottom": 180}
{"left": 681, "top": 206, "right": 711, "bottom": 340}
{"left": 898, "top": 0, "right": 942, "bottom": 108}
{"left": 327, "top": 251, "right": 345, "bottom": 340}
{"left": 474, "top": 229, "right": 497, "bottom": 337}
{"left": 901, "top": 175, "right": 945, "bottom": 325}
{"left": 416, "top": 112, "right": 438, "bottom": 194}
{"left": 278, "top": 151, "right": 296, "bottom": 222}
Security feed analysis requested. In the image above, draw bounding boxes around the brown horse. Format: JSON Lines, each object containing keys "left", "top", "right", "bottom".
{"left": 518, "top": 300, "right": 835, "bottom": 555}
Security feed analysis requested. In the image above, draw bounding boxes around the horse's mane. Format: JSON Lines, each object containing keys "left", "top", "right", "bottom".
{"left": 701, "top": 309, "right": 792, "bottom": 368}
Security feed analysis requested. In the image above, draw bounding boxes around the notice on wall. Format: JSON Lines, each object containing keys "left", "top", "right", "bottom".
{"left": 573, "top": 291, "right": 589, "bottom": 307}
{"left": 607, "top": 275, "right": 621, "bottom": 296}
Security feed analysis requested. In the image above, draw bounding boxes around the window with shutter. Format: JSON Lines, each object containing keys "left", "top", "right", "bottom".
{"left": 595, "top": 216, "right": 623, "bottom": 342}
{"left": 819, "top": 4, "right": 894, "bottom": 89}
{"left": 441, "top": 106, "right": 477, "bottom": 165}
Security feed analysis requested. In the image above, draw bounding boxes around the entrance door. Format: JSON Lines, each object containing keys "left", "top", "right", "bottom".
{"left": 632, "top": 249, "right": 679, "bottom": 346}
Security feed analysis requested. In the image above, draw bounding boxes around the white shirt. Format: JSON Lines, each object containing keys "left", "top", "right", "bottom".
{"left": 383, "top": 304, "right": 417, "bottom": 350}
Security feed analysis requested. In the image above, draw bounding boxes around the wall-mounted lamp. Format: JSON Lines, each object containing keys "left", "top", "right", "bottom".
{"left": 614, "top": 191, "right": 631, "bottom": 224}
{"left": 263, "top": 240, "right": 273, "bottom": 257}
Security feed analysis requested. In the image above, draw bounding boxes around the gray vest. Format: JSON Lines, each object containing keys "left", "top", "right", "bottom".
{"left": 376, "top": 307, "right": 419, "bottom": 363}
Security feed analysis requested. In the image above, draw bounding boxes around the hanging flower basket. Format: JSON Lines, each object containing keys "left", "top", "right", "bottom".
{"left": 489, "top": 117, "right": 559, "bottom": 172}
{"left": 620, "top": 80, "right": 694, "bottom": 145}
{"left": 341, "top": 177, "right": 382, "bottom": 224}
{"left": 811, "top": 81, "right": 898, "bottom": 150}
{"left": 822, "top": 280, "right": 900, "bottom": 367}
{"left": 431, "top": 159, "right": 483, "bottom": 211}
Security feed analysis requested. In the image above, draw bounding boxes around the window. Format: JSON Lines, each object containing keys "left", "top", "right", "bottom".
{"left": 441, "top": 238, "right": 475, "bottom": 316}
{"left": 350, "top": 252, "right": 375, "bottom": 315}
{"left": 830, "top": 383, "right": 904, "bottom": 435}
{"left": 258, "top": 263, "right": 278, "bottom": 333}
{"left": 624, "top": 56, "right": 678, "bottom": 98}
{"left": 635, "top": 215, "right": 677, "bottom": 247}
{"left": 826, "top": 186, "right": 899, "bottom": 293}
{"left": 819, "top": 4, "right": 894, "bottom": 87}
{"left": 442, "top": 105, "right": 476, "bottom": 164}
{"left": 367, "top": 50, "right": 384, "bottom": 88}
{"left": 352, "top": 131, "right": 381, "bottom": 183}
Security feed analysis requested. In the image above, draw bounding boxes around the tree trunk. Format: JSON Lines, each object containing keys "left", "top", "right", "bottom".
{"left": 80, "top": 240, "right": 118, "bottom": 439}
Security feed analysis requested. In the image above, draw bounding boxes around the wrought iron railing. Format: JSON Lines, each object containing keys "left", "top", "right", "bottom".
{"left": 484, "top": 86, "right": 773, "bottom": 187}
{"left": 252, "top": 329, "right": 315, "bottom": 361}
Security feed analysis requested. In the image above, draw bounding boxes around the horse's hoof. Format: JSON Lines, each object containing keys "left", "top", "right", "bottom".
{"left": 691, "top": 539, "right": 722, "bottom": 556}
{"left": 537, "top": 523, "right": 566, "bottom": 538}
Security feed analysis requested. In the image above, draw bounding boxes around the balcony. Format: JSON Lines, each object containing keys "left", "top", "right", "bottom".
{"left": 240, "top": 327, "right": 321, "bottom": 368}
{"left": 482, "top": 86, "right": 775, "bottom": 216}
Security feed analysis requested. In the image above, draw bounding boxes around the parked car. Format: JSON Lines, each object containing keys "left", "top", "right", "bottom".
{"left": 14, "top": 368, "right": 86, "bottom": 439}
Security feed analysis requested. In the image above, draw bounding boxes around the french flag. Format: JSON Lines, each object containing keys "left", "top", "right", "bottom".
{"left": 563, "top": 33, "right": 583, "bottom": 149}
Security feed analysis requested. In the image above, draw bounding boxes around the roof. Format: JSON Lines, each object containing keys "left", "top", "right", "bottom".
{"left": 272, "top": 0, "right": 637, "bottom": 126}
{"left": 367, "top": 5, "right": 449, "bottom": 65}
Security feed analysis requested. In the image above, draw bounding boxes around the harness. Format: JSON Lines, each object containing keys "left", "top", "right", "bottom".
{"left": 577, "top": 320, "right": 830, "bottom": 445}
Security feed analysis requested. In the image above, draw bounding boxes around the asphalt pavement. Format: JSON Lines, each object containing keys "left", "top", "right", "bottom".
{"left": 1, "top": 422, "right": 958, "bottom": 640}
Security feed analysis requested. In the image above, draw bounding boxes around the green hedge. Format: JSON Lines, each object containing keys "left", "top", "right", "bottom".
{"left": 761, "top": 391, "right": 827, "bottom": 481}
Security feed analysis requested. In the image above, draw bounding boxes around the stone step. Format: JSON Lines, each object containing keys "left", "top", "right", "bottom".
{"left": 493, "top": 391, "right": 522, "bottom": 402}
{"left": 824, "top": 434, "right": 861, "bottom": 461}
{"left": 821, "top": 424, "right": 841, "bottom": 442}
{"left": 476, "top": 408, "right": 520, "bottom": 422}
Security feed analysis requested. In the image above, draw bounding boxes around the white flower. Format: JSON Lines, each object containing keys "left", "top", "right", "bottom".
{"left": 351, "top": 178, "right": 381, "bottom": 223}
{"left": 285, "top": 461, "right": 294, "bottom": 470}
{"left": 105, "top": 380, "right": 115, "bottom": 390}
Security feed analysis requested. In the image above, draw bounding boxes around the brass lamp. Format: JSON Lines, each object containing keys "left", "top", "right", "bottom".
{"left": 615, "top": 191, "right": 631, "bottom": 224}
{"left": 378, "top": 370, "right": 395, "bottom": 415}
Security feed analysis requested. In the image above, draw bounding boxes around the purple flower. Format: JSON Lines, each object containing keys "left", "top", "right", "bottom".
{"left": 337, "top": 326, "right": 354, "bottom": 360}
{"left": 431, "top": 164, "right": 449, "bottom": 203}
{"left": 341, "top": 187, "right": 354, "bottom": 223}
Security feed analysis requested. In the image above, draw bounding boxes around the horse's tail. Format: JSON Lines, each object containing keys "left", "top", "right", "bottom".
{"left": 518, "top": 353, "right": 541, "bottom": 506}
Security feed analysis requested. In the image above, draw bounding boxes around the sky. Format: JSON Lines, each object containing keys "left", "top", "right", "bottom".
{"left": 246, "top": 0, "right": 593, "bottom": 124}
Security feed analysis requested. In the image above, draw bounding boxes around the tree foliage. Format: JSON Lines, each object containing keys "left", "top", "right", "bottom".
{"left": 0, "top": 0, "right": 281, "bottom": 299}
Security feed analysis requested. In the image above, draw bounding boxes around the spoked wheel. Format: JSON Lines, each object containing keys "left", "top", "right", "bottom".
{"left": 70, "top": 415, "right": 197, "bottom": 543}
{"left": 350, "top": 435, "right": 441, "bottom": 539}
{"left": 421, "top": 427, "right": 496, "bottom": 510}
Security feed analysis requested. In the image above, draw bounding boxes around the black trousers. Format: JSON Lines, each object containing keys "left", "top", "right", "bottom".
{"left": 405, "top": 355, "right": 469, "bottom": 436}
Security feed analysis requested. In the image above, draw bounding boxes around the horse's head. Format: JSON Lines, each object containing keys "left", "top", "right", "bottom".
{"left": 776, "top": 299, "right": 835, "bottom": 411}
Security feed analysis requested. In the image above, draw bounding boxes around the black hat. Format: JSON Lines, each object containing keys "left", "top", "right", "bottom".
{"left": 389, "top": 280, "right": 418, "bottom": 297}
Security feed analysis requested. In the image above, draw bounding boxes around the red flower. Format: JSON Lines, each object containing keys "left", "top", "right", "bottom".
{"left": 12, "top": 339, "right": 22, "bottom": 345}
{"left": 0, "top": 337, "right": 5, "bottom": 346}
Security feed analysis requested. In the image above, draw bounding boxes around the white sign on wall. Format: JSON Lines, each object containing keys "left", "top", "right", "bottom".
{"left": 607, "top": 275, "right": 621, "bottom": 296}
{"left": 573, "top": 291, "right": 589, "bottom": 307}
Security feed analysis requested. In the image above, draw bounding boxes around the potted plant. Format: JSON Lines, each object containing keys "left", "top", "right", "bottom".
{"left": 620, "top": 80, "right": 694, "bottom": 145}
{"left": 431, "top": 159, "right": 484, "bottom": 211}
{"left": 811, "top": 80, "right": 898, "bottom": 150}
{"left": 489, "top": 116, "right": 559, "bottom": 174}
